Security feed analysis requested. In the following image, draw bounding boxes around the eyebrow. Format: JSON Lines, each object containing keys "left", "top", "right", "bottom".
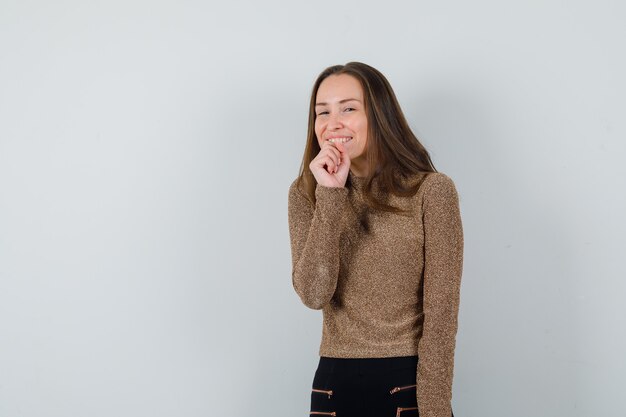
{"left": 315, "top": 98, "right": 361, "bottom": 107}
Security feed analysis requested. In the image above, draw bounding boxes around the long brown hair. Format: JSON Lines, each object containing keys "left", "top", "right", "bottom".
{"left": 295, "top": 62, "right": 437, "bottom": 213}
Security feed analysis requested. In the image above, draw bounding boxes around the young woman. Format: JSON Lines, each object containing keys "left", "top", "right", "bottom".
{"left": 287, "top": 62, "right": 463, "bottom": 417}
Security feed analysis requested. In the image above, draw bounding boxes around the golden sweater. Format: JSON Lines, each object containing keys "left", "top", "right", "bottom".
{"left": 287, "top": 169, "right": 464, "bottom": 417}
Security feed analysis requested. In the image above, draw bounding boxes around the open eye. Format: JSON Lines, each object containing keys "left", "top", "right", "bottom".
{"left": 344, "top": 107, "right": 355, "bottom": 112}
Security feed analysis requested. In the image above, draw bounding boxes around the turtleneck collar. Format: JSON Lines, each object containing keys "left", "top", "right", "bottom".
{"left": 348, "top": 169, "right": 368, "bottom": 190}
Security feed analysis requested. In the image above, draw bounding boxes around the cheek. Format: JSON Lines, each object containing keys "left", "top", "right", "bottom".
{"left": 314, "top": 120, "right": 323, "bottom": 136}
{"left": 357, "top": 121, "right": 367, "bottom": 147}
{"left": 359, "top": 119, "right": 368, "bottom": 134}
{"left": 314, "top": 126, "right": 323, "bottom": 146}
{"left": 350, "top": 116, "right": 366, "bottom": 135}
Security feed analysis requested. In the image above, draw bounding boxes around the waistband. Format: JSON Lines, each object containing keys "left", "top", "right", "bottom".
{"left": 317, "top": 355, "right": 418, "bottom": 375}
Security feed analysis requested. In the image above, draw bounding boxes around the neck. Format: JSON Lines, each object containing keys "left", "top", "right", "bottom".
{"left": 349, "top": 157, "right": 368, "bottom": 177}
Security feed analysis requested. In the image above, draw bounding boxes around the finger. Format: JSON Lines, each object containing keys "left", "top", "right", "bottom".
{"left": 321, "top": 155, "right": 339, "bottom": 174}
{"left": 312, "top": 154, "right": 335, "bottom": 173}
{"left": 319, "top": 146, "right": 340, "bottom": 168}
{"left": 322, "top": 142, "right": 341, "bottom": 164}
{"left": 335, "top": 141, "right": 349, "bottom": 159}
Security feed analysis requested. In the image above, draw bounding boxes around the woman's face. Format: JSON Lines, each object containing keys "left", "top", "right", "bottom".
{"left": 314, "top": 74, "right": 368, "bottom": 166}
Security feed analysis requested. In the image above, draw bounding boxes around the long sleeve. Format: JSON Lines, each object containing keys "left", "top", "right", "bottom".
{"left": 416, "top": 173, "right": 464, "bottom": 417}
{"left": 287, "top": 179, "right": 349, "bottom": 310}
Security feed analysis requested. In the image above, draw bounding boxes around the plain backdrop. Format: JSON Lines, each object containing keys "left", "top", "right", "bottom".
{"left": 1, "top": 1, "right": 625, "bottom": 416}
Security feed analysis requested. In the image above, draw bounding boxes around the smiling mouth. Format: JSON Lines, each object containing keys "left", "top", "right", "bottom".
{"left": 327, "top": 137, "right": 353, "bottom": 143}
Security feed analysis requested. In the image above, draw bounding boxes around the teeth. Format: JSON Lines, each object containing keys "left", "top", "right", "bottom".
{"left": 328, "top": 137, "right": 352, "bottom": 143}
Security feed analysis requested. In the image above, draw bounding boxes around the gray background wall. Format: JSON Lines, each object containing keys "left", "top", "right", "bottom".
{"left": 1, "top": 1, "right": 624, "bottom": 416}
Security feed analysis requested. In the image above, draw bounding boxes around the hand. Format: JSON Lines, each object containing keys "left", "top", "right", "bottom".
{"left": 309, "top": 141, "right": 351, "bottom": 188}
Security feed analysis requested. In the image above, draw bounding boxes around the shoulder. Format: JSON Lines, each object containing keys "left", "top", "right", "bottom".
{"left": 288, "top": 176, "right": 313, "bottom": 209}
{"left": 424, "top": 172, "right": 457, "bottom": 188}
{"left": 288, "top": 176, "right": 304, "bottom": 201}
{"left": 421, "top": 172, "right": 460, "bottom": 204}
{"left": 405, "top": 171, "right": 458, "bottom": 194}
{"left": 288, "top": 176, "right": 299, "bottom": 195}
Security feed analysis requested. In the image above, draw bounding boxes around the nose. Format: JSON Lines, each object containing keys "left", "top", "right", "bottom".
{"left": 327, "top": 112, "right": 343, "bottom": 130}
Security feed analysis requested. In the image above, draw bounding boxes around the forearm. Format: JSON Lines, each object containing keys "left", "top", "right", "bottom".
{"left": 288, "top": 182, "right": 349, "bottom": 310}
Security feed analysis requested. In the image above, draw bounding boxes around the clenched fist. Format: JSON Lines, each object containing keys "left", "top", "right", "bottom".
{"left": 309, "top": 140, "right": 351, "bottom": 188}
